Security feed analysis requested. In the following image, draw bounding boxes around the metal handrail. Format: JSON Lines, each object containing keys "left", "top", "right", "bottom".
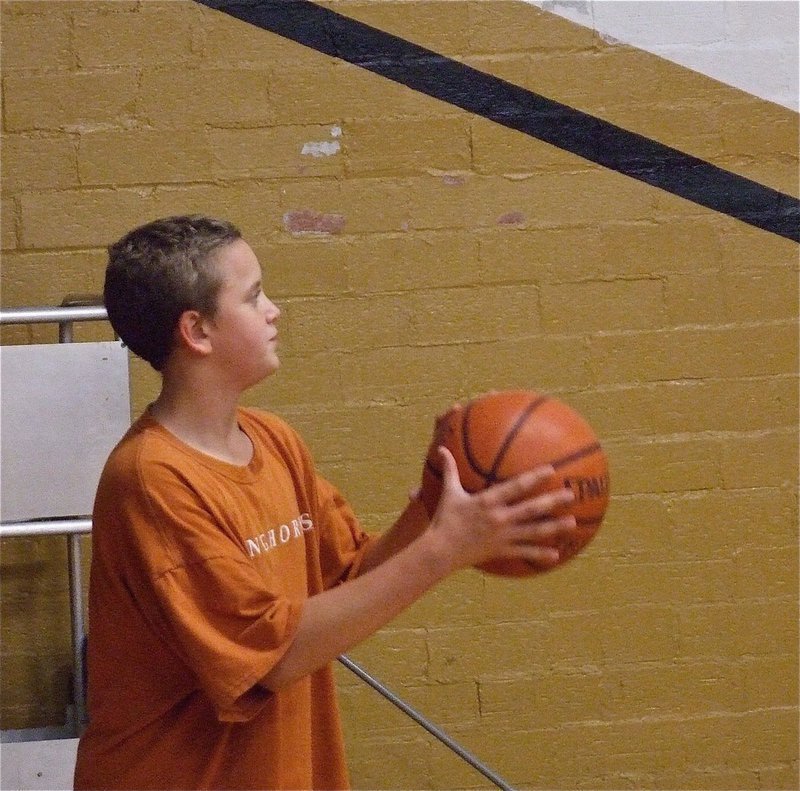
{"left": 0, "top": 305, "right": 107, "bottom": 326}
{"left": 0, "top": 303, "right": 515, "bottom": 789}
{"left": 0, "top": 519, "right": 93, "bottom": 539}
{"left": 338, "top": 656, "right": 515, "bottom": 790}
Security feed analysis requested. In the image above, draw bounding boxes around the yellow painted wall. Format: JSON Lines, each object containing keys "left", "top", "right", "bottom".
{"left": 1, "top": 1, "right": 797, "bottom": 788}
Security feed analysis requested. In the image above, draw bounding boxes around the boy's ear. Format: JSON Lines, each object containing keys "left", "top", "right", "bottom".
{"left": 175, "top": 310, "right": 213, "bottom": 357}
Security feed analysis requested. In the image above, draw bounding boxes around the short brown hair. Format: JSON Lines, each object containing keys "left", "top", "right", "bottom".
{"left": 104, "top": 215, "right": 242, "bottom": 371}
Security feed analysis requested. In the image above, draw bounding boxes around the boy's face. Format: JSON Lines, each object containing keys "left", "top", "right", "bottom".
{"left": 205, "top": 239, "right": 281, "bottom": 389}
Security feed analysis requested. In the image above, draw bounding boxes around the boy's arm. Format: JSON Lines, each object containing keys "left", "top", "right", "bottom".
{"left": 259, "top": 449, "right": 575, "bottom": 691}
{"left": 259, "top": 511, "right": 453, "bottom": 691}
{"left": 355, "top": 494, "right": 430, "bottom": 576}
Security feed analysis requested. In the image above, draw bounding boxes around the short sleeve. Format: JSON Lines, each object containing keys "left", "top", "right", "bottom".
{"left": 314, "top": 475, "right": 374, "bottom": 589}
{"left": 153, "top": 556, "right": 303, "bottom": 722}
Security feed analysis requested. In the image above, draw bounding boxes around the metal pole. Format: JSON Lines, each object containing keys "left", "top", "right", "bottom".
{"left": 0, "top": 518, "right": 92, "bottom": 538}
{"left": 0, "top": 305, "right": 107, "bottom": 325}
{"left": 54, "top": 298, "right": 102, "bottom": 723}
{"left": 337, "top": 655, "right": 516, "bottom": 791}
{"left": 67, "top": 534, "right": 87, "bottom": 726}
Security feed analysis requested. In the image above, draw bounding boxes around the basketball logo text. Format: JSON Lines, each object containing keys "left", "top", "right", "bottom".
{"left": 564, "top": 475, "right": 610, "bottom": 502}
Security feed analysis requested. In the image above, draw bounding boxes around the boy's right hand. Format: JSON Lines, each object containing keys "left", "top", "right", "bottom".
{"left": 426, "top": 446, "right": 577, "bottom": 574}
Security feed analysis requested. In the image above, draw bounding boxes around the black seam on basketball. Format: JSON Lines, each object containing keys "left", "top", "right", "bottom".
{"left": 462, "top": 399, "right": 492, "bottom": 479}
{"left": 486, "top": 395, "right": 550, "bottom": 484}
{"left": 551, "top": 441, "right": 603, "bottom": 470}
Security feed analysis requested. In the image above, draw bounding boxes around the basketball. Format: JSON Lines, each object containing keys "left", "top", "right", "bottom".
{"left": 419, "top": 390, "right": 610, "bottom": 576}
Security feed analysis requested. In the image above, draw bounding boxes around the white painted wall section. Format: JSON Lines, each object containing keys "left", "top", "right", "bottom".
{"left": 525, "top": 0, "right": 799, "bottom": 111}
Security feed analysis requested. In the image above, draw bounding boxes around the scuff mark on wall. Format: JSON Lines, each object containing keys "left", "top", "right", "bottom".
{"left": 283, "top": 209, "right": 346, "bottom": 235}
{"left": 301, "top": 125, "right": 342, "bottom": 158}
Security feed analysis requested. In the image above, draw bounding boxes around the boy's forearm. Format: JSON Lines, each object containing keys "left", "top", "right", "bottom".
{"left": 356, "top": 496, "right": 430, "bottom": 576}
{"left": 259, "top": 527, "right": 449, "bottom": 691}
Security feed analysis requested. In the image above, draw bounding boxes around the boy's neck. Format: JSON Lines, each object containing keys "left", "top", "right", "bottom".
{"left": 149, "top": 375, "right": 253, "bottom": 466}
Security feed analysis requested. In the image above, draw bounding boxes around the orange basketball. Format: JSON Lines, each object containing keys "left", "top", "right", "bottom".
{"left": 419, "top": 390, "right": 609, "bottom": 576}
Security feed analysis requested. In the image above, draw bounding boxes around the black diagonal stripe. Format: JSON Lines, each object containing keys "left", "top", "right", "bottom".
{"left": 551, "top": 441, "right": 603, "bottom": 470}
{"left": 197, "top": 0, "right": 799, "bottom": 242}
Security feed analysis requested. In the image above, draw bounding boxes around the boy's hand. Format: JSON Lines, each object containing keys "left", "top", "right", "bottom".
{"left": 427, "top": 446, "right": 577, "bottom": 574}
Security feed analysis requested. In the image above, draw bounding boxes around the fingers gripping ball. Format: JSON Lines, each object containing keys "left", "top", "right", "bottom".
{"left": 419, "top": 390, "right": 610, "bottom": 576}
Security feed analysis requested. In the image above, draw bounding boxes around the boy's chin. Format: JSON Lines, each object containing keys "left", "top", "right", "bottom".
{"left": 263, "top": 355, "right": 281, "bottom": 377}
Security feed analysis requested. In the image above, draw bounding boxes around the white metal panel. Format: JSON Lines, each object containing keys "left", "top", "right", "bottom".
{"left": 0, "top": 341, "right": 130, "bottom": 522}
{"left": 0, "top": 739, "right": 79, "bottom": 791}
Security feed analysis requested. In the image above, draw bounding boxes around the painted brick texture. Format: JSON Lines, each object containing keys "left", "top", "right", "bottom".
{"left": 1, "top": 1, "right": 797, "bottom": 789}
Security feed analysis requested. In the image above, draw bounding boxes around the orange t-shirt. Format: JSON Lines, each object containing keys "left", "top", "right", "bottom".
{"left": 74, "top": 408, "right": 373, "bottom": 790}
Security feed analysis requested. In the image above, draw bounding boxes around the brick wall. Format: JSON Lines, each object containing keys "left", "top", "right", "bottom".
{"left": 1, "top": 1, "right": 797, "bottom": 788}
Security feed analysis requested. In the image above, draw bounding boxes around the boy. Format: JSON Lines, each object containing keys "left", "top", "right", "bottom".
{"left": 74, "top": 215, "right": 576, "bottom": 790}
